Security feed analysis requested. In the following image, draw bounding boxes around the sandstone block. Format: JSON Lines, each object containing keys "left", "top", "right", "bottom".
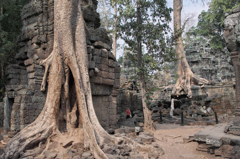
{"left": 10, "top": 79, "right": 20, "bottom": 85}
{"left": 15, "top": 52, "right": 28, "bottom": 60}
{"left": 102, "top": 79, "right": 114, "bottom": 86}
{"left": 88, "top": 54, "right": 92, "bottom": 61}
{"left": 108, "top": 52, "right": 115, "bottom": 60}
{"left": 101, "top": 71, "right": 109, "bottom": 79}
{"left": 114, "top": 66, "right": 121, "bottom": 73}
{"left": 95, "top": 64, "right": 108, "bottom": 71}
{"left": 93, "top": 56, "right": 102, "bottom": 64}
{"left": 5, "top": 69, "right": 20, "bottom": 75}
{"left": 88, "top": 61, "right": 95, "bottom": 69}
{"left": 93, "top": 49, "right": 101, "bottom": 56}
{"left": 7, "top": 74, "right": 20, "bottom": 80}
{"left": 12, "top": 104, "right": 20, "bottom": 110}
{"left": 87, "top": 46, "right": 93, "bottom": 54}
{"left": 32, "top": 96, "right": 45, "bottom": 103}
{"left": 108, "top": 73, "right": 115, "bottom": 79}
{"left": 14, "top": 96, "right": 22, "bottom": 103}
{"left": 115, "top": 128, "right": 125, "bottom": 134}
{"left": 109, "top": 68, "right": 114, "bottom": 73}
{"left": 102, "top": 57, "right": 108, "bottom": 65}
{"left": 18, "top": 89, "right": 34, "bottom": 96}
{"left": 94, "top": 41, "right": 111, "bottom": 50}
{"left": 139, "top": 134, "right": 153, "bottom": 144}
{"left": 90, "top": 76, "right": 102, "bottom": 84}
{"left": 101, "top": 49, "right": 108, "bottom": 58}
{"left": 108, "top": 59, "right": 115, "bottom": 68}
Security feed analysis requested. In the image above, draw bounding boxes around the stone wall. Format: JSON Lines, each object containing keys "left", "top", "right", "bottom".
{"left": 151, "top": 82, "right": 235, "bottom": 122}
{"left": 186, "top": 40, "right": 234, "bottom": 82}
{"left": 2, "top": 0, "right": 120, "bottom": 132}
{"left": 117, "top": 89, "right": 142, "bottom": 114}
{"left": 224, "top": 6, "right": 240, "bottom": 116}
{"left": 120, "top": 52, "right": 137, "bottom": 84}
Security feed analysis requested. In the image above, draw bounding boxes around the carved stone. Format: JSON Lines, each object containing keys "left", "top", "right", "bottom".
{"left": 224, "top": 7, "right": 240, "bottom": 116}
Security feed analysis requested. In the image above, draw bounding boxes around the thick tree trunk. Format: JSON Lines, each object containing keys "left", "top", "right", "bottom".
{"left": 112, "top": 5, "right": 117, "bottom": 57}
{"left": 2, "top": 1, "right": 157, "bottom": 158}
{"left": 137, "top": 0, "right": 154, "bottom": 131}
{"left": 172, "top": 0, "right": 208, "bottom": 98}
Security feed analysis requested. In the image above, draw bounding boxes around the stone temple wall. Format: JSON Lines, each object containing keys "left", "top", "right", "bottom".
{"left": 2, "top": 0, "right": 120, "bottom": 132}
{"left": 186, "top": 40, "right": 235, "bottom": 82}
{"left": 120, "top": 52, "right": 137, "bottom": 84}
{"left": 151, "top": 82, "right": 235, "bottom": 122}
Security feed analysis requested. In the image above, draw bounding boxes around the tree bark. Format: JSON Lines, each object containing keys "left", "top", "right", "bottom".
{"left": 137, "top": 0, "right": 154, "bottom": 131}
{"left": 172, "top": 0, "right": 208, "bottom": 98}
{"left": 100, "top": 0, "right": 109, "bottom": 32}
{"left": 112, "top": 5, "right": 117, "bottom": 57}
{"left": 2, "top": 1, "right": 156, "bottom": 158}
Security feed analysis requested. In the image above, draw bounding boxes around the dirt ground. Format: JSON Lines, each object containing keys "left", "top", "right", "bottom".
{"left": 153, "top": 124, "right": 222, "bottom": 159}
{"left": 0, "top": 125, "right": 223, "bottom": 158}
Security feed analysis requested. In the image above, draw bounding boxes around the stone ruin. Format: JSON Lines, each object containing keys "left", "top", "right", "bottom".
{"left": 186, "top": 7, "right": 240, "bottom": 158}
{"left": 113, "top": 51, "right": 146, "bottom": 130}
{"left": 151, "top": 82, "right": 235, "bottom": 125}
{"left": 120, "top": 51, "right": 137, "bottom": 83}
{"left": 185, "top": 40, "right": 235, "bottom": 82}
{"left": 149, "top": 35, "right": 236, "bottom": 125}
{"left": 0, "top": 0, "right": 120, "bottom": 134}
{"left": 118, "top": 40, "right": 236, "bottom": 126}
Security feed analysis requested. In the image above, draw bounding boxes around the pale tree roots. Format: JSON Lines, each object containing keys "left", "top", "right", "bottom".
{"left": 172, "top": 73, "right": 209, "bottom": 98}
{"left": 172, "top": 0, "right": 209, "bottom": 99}
{"left": 1, "top": 0, "right": 158, "bottom": 159}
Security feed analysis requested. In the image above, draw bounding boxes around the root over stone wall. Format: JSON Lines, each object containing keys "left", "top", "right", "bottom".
{"left": 1, "top": 0, "right": 120, "bottom": 132}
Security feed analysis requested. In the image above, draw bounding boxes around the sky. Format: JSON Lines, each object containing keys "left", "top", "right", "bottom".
{"left": 116, "top": 0, "right": 210, "bottom": 59}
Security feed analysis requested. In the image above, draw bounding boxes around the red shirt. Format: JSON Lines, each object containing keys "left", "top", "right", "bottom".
{"left": 126, "top": 109, "right": 131, "bottom": 115}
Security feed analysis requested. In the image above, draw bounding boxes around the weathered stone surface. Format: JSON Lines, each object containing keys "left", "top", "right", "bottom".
{"left": 1, "top": 0, "right": 120, "bottom": 133}
{"left": 185, "top": 40, "right": 234, "bottom": 82}
{"left": 138, "top": 134, "right": 153, "bottom": 144}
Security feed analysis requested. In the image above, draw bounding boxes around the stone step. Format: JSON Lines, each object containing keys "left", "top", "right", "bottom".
{"left": 194, "top": 123, "right": 240, "bottom": 147}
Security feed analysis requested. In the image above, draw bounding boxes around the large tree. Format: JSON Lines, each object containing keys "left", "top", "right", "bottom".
{"left": 2, "top": 0, "right": 157, "bottom": 159}
{"left": 116, "top": 0, "right": 173, "bottom": 130}
{"left": 172, "top": 0, "right": 209, "bottom": 98}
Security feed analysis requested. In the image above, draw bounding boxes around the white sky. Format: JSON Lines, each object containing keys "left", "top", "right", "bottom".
{"left": 116, "top": 0, "right": 210, "bottom": 59}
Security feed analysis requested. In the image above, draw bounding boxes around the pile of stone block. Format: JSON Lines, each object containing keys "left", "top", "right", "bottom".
{"left": 194, "top": 123, "right": 240, "bottom": 158}
{"left": 149, "top": 81, "right": 236, "bottom": 125}
{"left": 185, "top": 40, "right": 234, "bottom": 82}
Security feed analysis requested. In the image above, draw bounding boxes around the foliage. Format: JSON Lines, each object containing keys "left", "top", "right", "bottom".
{"left": 113, "top": 0, "right": 176, "bottom": 106}
{"left": 0, "top": 0, "right": 28, "bottom": 100}
{"left": 184, "top": 0, "right": 240, "bottom": 50}
{"left": 98, "top": 0, "right": 114, "bottom": 32}
{"left": 117, "top": 55, "right": 123, "bottom": 65}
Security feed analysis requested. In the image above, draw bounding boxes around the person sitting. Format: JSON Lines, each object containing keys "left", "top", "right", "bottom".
{"left": 126, "top": 108, "right": 131, "bottom": 119}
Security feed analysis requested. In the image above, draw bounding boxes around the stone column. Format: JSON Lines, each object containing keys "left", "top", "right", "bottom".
{"left": 3, "top": 97, "right": 11, "bottom": 132}
{"left": 224, "top": 7, "right": 240, "bottom": 116}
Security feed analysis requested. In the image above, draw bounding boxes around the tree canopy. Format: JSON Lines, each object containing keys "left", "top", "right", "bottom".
{"left": 185, "top": 0, "right": 240, "bottom": 50}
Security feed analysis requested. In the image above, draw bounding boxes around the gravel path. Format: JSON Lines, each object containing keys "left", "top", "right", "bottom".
{"left": 154, "top": 124, "right": 222, "bottom": 159}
